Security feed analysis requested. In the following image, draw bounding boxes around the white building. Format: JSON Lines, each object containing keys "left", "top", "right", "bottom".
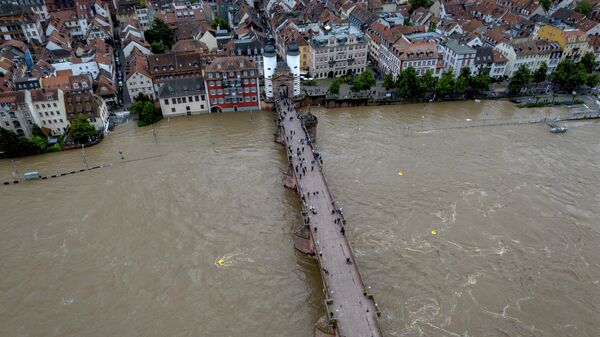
{"left": 28, "top": 88, "right": 68, "bottom": 136}
{"left": 125, "top": 52, "right": 155, "bottom": 100}
{"left": 52, "top": 61, "right": 100, "bottom": 79}
{"left": 158, "top": 78, "right": 208, "bottom": 117}
{"left": 443, "top": 40, "right": 476, "bottom": 76}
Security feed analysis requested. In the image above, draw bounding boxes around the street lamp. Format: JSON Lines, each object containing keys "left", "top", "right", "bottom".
{"left": 572, "top": 91, "right": 577, "bottom": 104}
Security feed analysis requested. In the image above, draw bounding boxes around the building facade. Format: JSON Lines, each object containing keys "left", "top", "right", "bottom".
{"left": 309, "top": 25, "right": 368, "bottom": 79}
{"left": 443, "top": 40, "right": 476, "bottom": 76}
{"left": 29, "top": 88, "right": 68, "bottom": 136}
{"left": 205, "top": 56, "right": 261, "bottom": 112}
{"left": 158, "top": 78, "right": 207, "bottom": 117}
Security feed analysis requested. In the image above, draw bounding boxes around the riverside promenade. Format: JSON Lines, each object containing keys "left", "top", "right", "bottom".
{"left": 275, "top": 97, "right": 382, "bottom": 337}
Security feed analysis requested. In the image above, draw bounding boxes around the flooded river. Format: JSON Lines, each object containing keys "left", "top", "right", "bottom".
{"left": 1, "top": 101, "right": 599, "bottom": 336}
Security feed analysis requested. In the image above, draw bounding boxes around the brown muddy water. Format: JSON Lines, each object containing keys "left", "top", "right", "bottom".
{"left": 1, "top": 100, "right": 599, "bottom": 337}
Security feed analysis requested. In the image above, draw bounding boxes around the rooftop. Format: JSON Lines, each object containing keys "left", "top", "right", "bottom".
{"left": 158, "top": 77, "right": 205, "bottom": 98}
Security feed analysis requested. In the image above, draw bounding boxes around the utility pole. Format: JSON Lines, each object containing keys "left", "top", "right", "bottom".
{"left": 11, "top": 159, "right": 19, "bottom": 180}
{"left": 81, "top": 144, "right": 88, "bottom": 169}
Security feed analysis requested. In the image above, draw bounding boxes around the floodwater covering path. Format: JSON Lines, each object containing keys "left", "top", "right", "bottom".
{"left": 276, "top": 97, "right": 382, "bottom": 337}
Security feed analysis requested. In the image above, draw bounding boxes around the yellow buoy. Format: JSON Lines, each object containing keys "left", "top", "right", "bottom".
{"left": 398, "top": 170, "right": 404, "bottom": 176}
{"left": 431, "top": 229, "right": 437, "bottom": 235}
{"left": 216, "top": 259, "right": 225, "bottom": 266}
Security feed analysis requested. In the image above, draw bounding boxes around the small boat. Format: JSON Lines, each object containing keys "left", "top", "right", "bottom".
{"left": 549, "top": 124, "right": 568, "bottom": 133}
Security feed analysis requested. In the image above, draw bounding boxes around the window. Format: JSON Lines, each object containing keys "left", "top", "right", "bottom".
{"left": 35, "top": 104, "right": 40, "bottom": 109}
{"left": 53, "top": 119, "right": 57, "bottom": 123}
{"left": 39, "top": 113, "right": 43, "bottom": 117}
{"left": 42, "top": 120, "right": 46, "bottom": 124}
{"left": 172, "top": 98, "right": 176, "bottom": 104}
{"left": 218, "top": 98, "right": 224, "bottom": 104}
{"left": 44, "top": 112, "right": 48, "bottom": 116}
{"left": 244, "top": 88, "right": 249, "bottom": 93}
{"left": 59, "top": 119, "right": 63, "bottom": 122}
{"left": 251, "top": 79, "right": 256, "bottom": 84}
{"left": 201, "top": 105, "right": 204, "bottom": 109}
{"left": 188, "top": 96, "right": 193, "bottom": 102}
{"left": 251, "top": 87, "right": 256, "bottom": 93}
{"left": 53, "top": 103, "right": 57, "bottom": 107}
{"left": 244, "top": 79, "right": 248, "bottom": 85}
{"left": 164, "top": 99, "right": 169, "bottom": 105}
{"left": 250, "top": 70, "right": 255, "bottom": 76}
{"left": 50, "top": 111, "right": 55, "bottom": 115}
{"left": 208, "top": 73, "right": 213, "bottom": 78}
{"left": 217, "top": 89, "right": 222, "bottom": 95}
{"left": 243, "top": 71, "right": 248, "bottom": 76}
{"left": 182, "top": 97, "right": 186, "bottom": 103}
{"left": 41, "top": 104, "right": 46, "bottom": 108}
{"left": 212, "top": 98, "right": 217, "bottom": 104}
{"left": 210, "top": 89, "right": 215, "bottom": 95}
{"left": 209, "top": 81, "right": 214, "bottom": 86}
{"left": 245, "top": 97, "right": 251, "bottom": 102}
{"left": 195, "top": 96, "right": 199, "bottom": 101}
{"left": 177, "top": 98, "right": 182, "bottom": 103}
{"left": 186, "top": 106, "right": 190, "bottom": 110}
{"left": 252, "top": 96, "right": 257, "bottom": 101}
{"left": 201, "top": 95, "right": 205, "bottom": 100}
{"left": 171, "top": 108, "right": 176, "bottom": 112}
{"left": 217, "top": 81, "right": 221, "bottom": 86}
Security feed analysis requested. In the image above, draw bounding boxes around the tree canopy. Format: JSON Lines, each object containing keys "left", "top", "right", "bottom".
{"left": 509, "top": 65, "right": 531, "bottom": 94}
{"left": 131, "top": 93, "right": 163, "bottom": 126}
{"left": 540, "top": 0, "right": 551, "bottom": 11}
{"left": 435, "top": 70, "right": 456, "bottom": 97}
{"left": 409, "top": 0, "right": 432, "bottom": 11}
{"left": 144, "top": 18, "right": 175, "bottom": 51}
{"left": 328, "top": 78, "right": 342, "bottom": 95}
{"left": 383, "top": 73, "right": 395, "bottom": 90}
{"left": 0, "top": 128, "right": 38, "bottom": 158}
{"left": 551, "top": 60, "right": 587, "bottom": 91}
{"left": 211, "top": 17, "right": 230, "bottom": 30}
{"left": 350, "top": 70, "right": 376, "bottom": 92}
{"left": 397, "top": 67, "right": 421, "bottom": 99}
{"left": 575, "top": 0, "right": 593, "bottom": 18}
{"left": 69, "top": 115, "right": 97, "bottom": 143}
{"left": 533, "top": 62, "right": 548, "bottom": 84}
{"left": 150, "top": 41, "right": 168, "bottom": 54}
{"left": 580, "top": 52, "right": 597, "bottom": 72}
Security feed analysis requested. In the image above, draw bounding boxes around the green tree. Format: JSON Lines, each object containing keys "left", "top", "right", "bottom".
{"left": 586, "top": 73, "right": 600, "bottom": 87}
{"left": 69, "top": 115, "right": 97, "bottom": 143}
{"left": 435, "top": 70, "right": 456, "bottom": 97}
{"left": 0, "top": 128, "right": 38, "bottom": 157}
{"left": 509, "top": 65, "right": 532, "bottom": 94}
{"left": 144, "top": 18, "right": 175, "bottom": 50}
{"left": 350, "top": 70, "right": 376, "bottom": 92}
{"left": 211, "top": 17, "right": 230, "bottom": 30}
{"left": 383, "top": 73, "right": 396, "bottom": 90}
{"left": 419, "top": 69, "right": 437, "bottom": 98}
{"left": 409, "top": 0, "right": 432, "bottom": 10}
{"left": 551, "top": 60, "right": 587, "bottom": 91}
{"left": 27, "top": 135, "right": 48, "bottom": 152}
{"left": 31, "top": 124, "right": 45, "bottom": 138}
{"left": 150, "top": 41, "right": 168, "bottom": 54}
{"left": 575, "top": 0, "right": 593, "bottom": 18}
{"left": 397, "top": 67, "right": 421, "bottom": 99}
{"left": 540, "top": 0, "right": 551, "bottom": 11}
{"left": 579, "top": 52, "right": 597, "bottom": 72}
{"left": 428, "top": 21, "right": 437, "bottom": 32}
{"left": 328, "top": 78, "right": 341, "bottom": 95}
{"left": 533, "top": 62, "right": 548, "bottom": 84}
{"left": 131, "top": 93, "right": 162, "bottom": 126}
{"left": 471, "top": 68, "right": 491, "bottom": 95}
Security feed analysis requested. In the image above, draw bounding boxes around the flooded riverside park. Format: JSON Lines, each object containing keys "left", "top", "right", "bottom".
{"left": 1, "top": 100, "right": 599, "bottom": 336}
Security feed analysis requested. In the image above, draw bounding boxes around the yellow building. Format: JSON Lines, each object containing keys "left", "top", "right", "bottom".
{"left": 297, "top": 38, "right": 311, "bottom": 72}
{"left": 537, "top": 25, "right": 590, "bottom": 62}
